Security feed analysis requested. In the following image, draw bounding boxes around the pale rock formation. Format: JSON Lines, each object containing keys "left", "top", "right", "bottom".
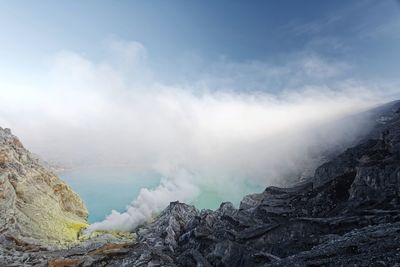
{"left": 0, "top": 127, "right": 88, "bottom": 245}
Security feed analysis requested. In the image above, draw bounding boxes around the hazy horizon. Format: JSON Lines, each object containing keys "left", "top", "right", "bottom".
{"left": 1, "top": 0, "right": 400, "bottom": 231}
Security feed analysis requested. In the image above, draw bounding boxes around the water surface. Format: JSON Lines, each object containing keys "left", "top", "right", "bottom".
{"left": 60, "top": 167, "right": 263, "bottom": 223}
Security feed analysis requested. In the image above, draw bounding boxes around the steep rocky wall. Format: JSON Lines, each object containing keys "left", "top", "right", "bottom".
{"left": 0, "top": 127, "right": 88, "bottom": 245}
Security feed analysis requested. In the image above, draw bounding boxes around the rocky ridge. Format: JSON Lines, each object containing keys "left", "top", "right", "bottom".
{"left": 1, "top": 101, "right": 400, "bottom": 266}
{"left": 0, "top": 127, "right": 88, "bottom": 246}
{"left": 82, "top": 100, "right": 400, "bottom": 266}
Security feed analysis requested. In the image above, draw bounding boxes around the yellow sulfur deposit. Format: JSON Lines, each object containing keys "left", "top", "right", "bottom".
{"left": 0, "top": 127, "right": 89, "bottom": 244}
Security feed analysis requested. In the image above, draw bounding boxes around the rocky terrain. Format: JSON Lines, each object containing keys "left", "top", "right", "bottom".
{"left": 1, "top": 101, "right": 400, "bottom": 266}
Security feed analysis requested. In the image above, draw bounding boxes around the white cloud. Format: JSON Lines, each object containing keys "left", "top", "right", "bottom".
{"left": 0, "top": 39, "right": 397, "bottom": 231}
{"left": 88, "top": 169, "right": 200, "bottom": 232}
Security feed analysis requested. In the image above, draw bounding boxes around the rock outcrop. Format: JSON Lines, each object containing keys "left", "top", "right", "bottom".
{"left": 0, "top": 127, "right": 88, "bottom": 245}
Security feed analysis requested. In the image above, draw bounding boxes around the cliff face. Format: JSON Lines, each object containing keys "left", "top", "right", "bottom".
{"left": 0, "top": 127, "right": 88, "bottom": 244}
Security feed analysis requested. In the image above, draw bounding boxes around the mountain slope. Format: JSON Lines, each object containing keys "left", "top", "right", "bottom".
{"left": 110, "top": 100, "right": 400, "bottom": 266}
{"left": 0, "top": 127, "right": 88, "bottom": 245}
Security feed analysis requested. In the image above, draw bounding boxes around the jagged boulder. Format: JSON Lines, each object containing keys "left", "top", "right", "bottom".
{"left": 0, "top": 127, "right": 88, "bottom": 245}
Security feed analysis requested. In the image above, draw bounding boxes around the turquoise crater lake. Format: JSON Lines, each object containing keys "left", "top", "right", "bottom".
{"left": 59, "top": 167, "right": 263, "bottom": 223}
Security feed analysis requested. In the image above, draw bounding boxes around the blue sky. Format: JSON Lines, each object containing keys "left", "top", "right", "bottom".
{"left": 0, "top": 0, "right": 399, "bottom": 88}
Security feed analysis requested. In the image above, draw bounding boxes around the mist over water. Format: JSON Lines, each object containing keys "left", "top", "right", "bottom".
{"left": 0, "top": 40, "right": 397, "bottom": 231}
{"left": 59, "top": 168, "right": 162, "bottom": 223}
{"left": 60, "top": 167, "right": 263, "bottom": 223}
